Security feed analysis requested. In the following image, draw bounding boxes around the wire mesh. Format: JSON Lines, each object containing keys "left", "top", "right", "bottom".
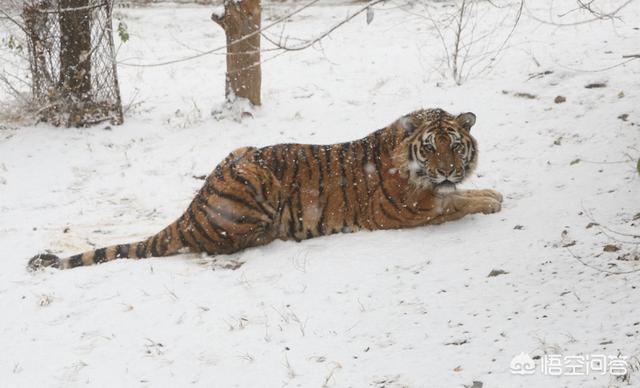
{"left": 23, "top": 0, "right": 123, "bottom": 127}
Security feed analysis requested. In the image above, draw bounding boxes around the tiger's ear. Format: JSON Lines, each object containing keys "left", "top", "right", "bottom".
{"left": 398, "top": 114, "right": 418, "bottom": 134}
{"left": 456, "top": 112, "right": 476, "bottom": 131}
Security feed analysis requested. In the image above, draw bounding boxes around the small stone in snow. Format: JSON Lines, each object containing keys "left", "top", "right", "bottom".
{"left": 554, "top": 95, "right": 566, "bottom": 104}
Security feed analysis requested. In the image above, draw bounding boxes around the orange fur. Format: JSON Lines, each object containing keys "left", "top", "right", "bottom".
{"left": 28, "top": 108, "right": 502, "bottom": 270}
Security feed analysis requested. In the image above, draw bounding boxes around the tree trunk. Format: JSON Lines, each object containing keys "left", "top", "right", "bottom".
{"left": 211, "top": 0, "right": 261, "bottom": 106}
{"left": 59, "top": 0, "right": 92, "bottom": 101}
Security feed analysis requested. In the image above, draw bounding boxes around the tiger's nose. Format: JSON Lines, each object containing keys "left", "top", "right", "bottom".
{"left": 436, "top": 168, "right": 454, "bottom": 177}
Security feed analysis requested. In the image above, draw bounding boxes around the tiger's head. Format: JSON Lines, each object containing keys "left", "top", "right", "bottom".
{"left": 395, "top": 108, "right": 478, "bottom": 193}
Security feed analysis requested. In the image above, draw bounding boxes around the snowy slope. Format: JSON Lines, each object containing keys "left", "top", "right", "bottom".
{"left": 1, "top": 1, "right": 639, "bottom": 387}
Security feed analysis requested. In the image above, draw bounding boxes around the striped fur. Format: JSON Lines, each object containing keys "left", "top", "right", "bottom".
{"left": 28, "top": 108, "right": 502, "bottom": 270}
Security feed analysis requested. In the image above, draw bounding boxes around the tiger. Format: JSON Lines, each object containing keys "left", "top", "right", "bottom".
{"left": 28, "top": 108, "right": 503, "bottom": 270}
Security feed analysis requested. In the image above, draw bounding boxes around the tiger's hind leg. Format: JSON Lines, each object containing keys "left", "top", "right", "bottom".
{"left": 27, "top": 147, "right": 282, "bottom": 270}
{"left": 179, "top": 148, "right": 282, "bottom": 256}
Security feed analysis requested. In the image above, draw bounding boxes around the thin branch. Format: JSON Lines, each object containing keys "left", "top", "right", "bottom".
{"left": 0, "top": 8, "right": 28, "bottom": 34}
{"left": 118, "top": 0, "right": 327, "bottom": 67}
{"left": 262, "top": 0, "right": 385, "bottom": 52}
{"left": 566, "top": 247, "right": 640, "bottom": 275}
{"left": 582, "top": 205, "right": 640, "bottom": 242}
{"left": 555, "top": 56, "right": 639, "bottom": 73}
{"left": 526, "top": 0, "right": 635, "bottom": 27}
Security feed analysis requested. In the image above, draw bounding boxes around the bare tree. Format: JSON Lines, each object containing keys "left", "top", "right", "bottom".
{"left": 118, "top": 0, "right": 381, "bottom": 113}
{"left": 1, "top": 0, "right": 124, "bottom": 126}
{"left": 418, "top": 0, "right": 523, "bottom": 85}
{"left": 526, "top": 0, "right": 635, "bottom": 26}
{"left": 58, "top": 0, "right": 92, "bottom": 102}
{"left": 211, "top": 0, "right": 262, "bottom": 106}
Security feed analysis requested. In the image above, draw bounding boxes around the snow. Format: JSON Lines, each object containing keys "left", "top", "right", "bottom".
{"left": 211, "top": 5, "right": 225, "bottom": 19}
{"left": 1, "top": 1, "right": 639, "bottom": 387}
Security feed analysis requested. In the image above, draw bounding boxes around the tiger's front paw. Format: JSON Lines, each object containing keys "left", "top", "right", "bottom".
{"left": 484, "top": 189, "right": 503, "bottom": 203}
{"left": 481, "top": 197, "right": 502, "bottom": 214}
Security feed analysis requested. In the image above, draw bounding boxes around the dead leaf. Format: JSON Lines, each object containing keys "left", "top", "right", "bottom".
{"left": 453, "top": 365, "right": 463, "bottom": 372}
{"left": 585, "top": 82, "right": 606, "bottom": 89}
{"left": 618, "top": 113, "right": 629, "bottom": 121}
{"left": 603, "top": 244, "right": 620, "bottom": 252}
{"left": 586, "top": 222, "right": 599, "bottom": 229}
{"left": 617, "top": 253, "right": 639, "bottom": 261}
{"left": 488, "top": 269, "right": 509, "bottom": 277}
{"left": 366, "top": 6, "right": 374, "bottom": 24}
{"left": 554, "top": 95, "right": 566, "bottom": 104}
{"left": 514, "top": 92, "right": 537, "bottom": 99}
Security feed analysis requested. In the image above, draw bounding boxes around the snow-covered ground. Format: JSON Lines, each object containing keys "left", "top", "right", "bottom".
{"left": 1, "top": 1, "right": 639, "bottom": 387}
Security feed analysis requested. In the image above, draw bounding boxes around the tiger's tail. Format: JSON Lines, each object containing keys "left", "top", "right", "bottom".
{"left": 27, "top": 217, "right": 192, "bottom": 270}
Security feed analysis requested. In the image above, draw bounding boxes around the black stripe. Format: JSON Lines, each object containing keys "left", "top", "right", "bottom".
{"left": 349, "top": 142, "right": 363, "bottom": 227}
{"left": 116, "top": 244, "right": 129, "bottom": 259}
{"left": 373, "top": 131, "right": 401, "bottom": 212}
{"left": 68, "top": 254, "right": 83, "bottom": 268}
{"left": 380, "top": 202, "right": 403, "bottom": 223}
{"left": 317, "top": 146, "right": 333, "bottom": 235}
{"left": 301, "top": 146, "right": 313, "bottom": 178}
{"left": 183, "top": 227, "right": 206, "bottom": 253}
{"left": 287, "top": 201, "right": 298, "bottom": 240}
{"left": 309, "top": 145, "right": 325, "bottom": 236}
{"left": 292, "top": 148, "right": 304, "bottom": 234}
{"left": 323, "top": 145, "right": 332, "bottom": 178}
{"left": 270, "top": 147, "right": 280, "bottom": 178}
{"left": 361, "top": 138, "right": 372, "bottom": 196}
{"left": 228, "top": 162, "right": 259, "bottom": 195}
{"left": 94, "top": 248, "right": 107, "bottom": 264}
{"left": 136, "top": 242, "right": 147, "bottom": 258}
{"left": 214, "top": 165, "right": 225, "bottom": 181}
{"left": 176, "top": 223, "right": 189, "bottom": 248}
{"left": 188, "top": 207, "right": 224, "bottom": 251}
{"left": 150, "top": 233, "right": 161, "bottom": 256}
{"left": 193, "top": 199, "right": 227, "bottom": 241}
{"left": 310, "top": 145, "right": 323, "bottom": 196}
{"left": 338, "top": 143, "right": 350, "bottom": 217}
{"left": 223, "top": 162, "right": 274, "bottom": 220}
{"left": 253, "top": 148, "right": 265, "bottom": 166}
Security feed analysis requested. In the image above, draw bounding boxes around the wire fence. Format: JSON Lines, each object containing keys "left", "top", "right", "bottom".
{"left": 23, "top": 0, "right": 123, "bottom": 127}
